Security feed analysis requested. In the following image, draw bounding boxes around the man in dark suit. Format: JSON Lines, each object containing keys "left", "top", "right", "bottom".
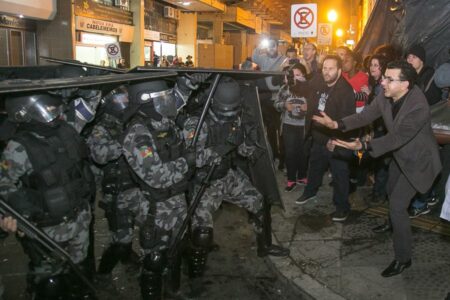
{"left": 313, "top": 60, "right": 442, "bottom": 277}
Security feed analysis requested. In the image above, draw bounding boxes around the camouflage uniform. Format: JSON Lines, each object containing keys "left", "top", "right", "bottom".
{"left": 0, "top": 130, "right": 93, "bottom": 293}
{"left": 122, "top": 117, "right": 189, "bottom": 253}
{"left": 87, "top": 115, "right": 147, "bottom": 244}
{"left": 0, "top": 90, "right": 98, "bottom": 298}
{"left": 183, "top": 116, "right": 263, "bottom": 233}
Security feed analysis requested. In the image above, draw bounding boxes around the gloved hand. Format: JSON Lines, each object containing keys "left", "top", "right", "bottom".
{"left": 244, "top": 123, "right": 259, "bottom": 146}
{"left": 182, "top": 147, "right": 197, "bottom": 167}
{"left": 187, "top": 73, "right": 211, "bottom": 85}
{"left": 176, "top": 76, "right": 199, "bottom": 95}
{"left": 74, "top": 97, "right": 96, "bottom": 122}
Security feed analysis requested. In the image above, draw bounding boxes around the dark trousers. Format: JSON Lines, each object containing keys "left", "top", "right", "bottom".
{"left": 387, "top": 160, "right": 417, "bottom": 263}
{"left": 282, "top": 124, "right": 307, "bottom": 181}
{"left": 304, "top": 142, "right": 351, "bottom": 213}
{"left": 373, "top": 156, "right": 390, "bottom": 197}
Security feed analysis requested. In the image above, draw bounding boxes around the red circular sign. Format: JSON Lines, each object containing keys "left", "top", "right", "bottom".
{"left": 294, "top": 7, "right": 314, "bottom": 29}
{"left": 107, "top": 44, "right": 119, "bottom": 56}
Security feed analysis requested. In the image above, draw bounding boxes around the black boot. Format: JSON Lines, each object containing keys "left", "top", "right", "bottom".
{"left": 188, "top": 227, "right": 213, "bottom": 278}
{"left": 140, "top": 251, "right": 165, "bottom": 300}
{"left": 140, "top": 270, "right": 163, "bottom": 300}
{"left": 98, "top": 243, "right": 132, "bottom": 274}
{"left": 188, "top": 246, "right": 209, "bottom": 278}
{"left": 253, "top": 203, "right": 290, "bottom": 258}
{"left": 256, "top": 234, "right": 290, "bottom": 257}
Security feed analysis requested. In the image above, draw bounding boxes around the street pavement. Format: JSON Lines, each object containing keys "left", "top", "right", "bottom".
{"left": 1, "top": 169, "right": 450, "bottom": 299}
{"left": 269, "top": 170, "right": 450, "bottom": 300}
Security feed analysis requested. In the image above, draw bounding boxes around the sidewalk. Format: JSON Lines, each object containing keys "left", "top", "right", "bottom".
{"left": 269, "top": 170, "right": 450, "bottom": 300}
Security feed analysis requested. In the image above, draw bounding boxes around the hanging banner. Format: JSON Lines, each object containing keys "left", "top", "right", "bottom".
{"left": 317, "top": 23, "right": 332, "bottom": 45}
{"left": 291, "top": 3, "right": 317, "bottom": 38}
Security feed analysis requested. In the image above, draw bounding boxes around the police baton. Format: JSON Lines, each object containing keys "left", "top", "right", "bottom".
{"left": 190, "top": 73, "right": 221, "bottom": 147}
{"left": 168, "top": 73, "right": 221, "bottom": 260}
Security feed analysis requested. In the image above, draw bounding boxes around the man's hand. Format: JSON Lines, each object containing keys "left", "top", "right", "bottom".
{"left": 312, "top": 112, "right": 338, "bottom": 129}
{"left": 0, "top": 216, "right": 17, "bottom": 233}
{"left": 285, "top": 102, "right": 294, "bottom": 112}
{"left": 331, "top": 138, "right": 363, "bottom": 151}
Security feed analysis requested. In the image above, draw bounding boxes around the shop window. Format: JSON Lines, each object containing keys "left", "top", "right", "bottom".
{"left": 10, "top": 30, "right": 24, "bottom": 66}
{"left": 0, "top": 28, "right": 36, "bottom": 66}
{"left": 24, "top": 31, "right": 37, "bottom": 65}
{"left": 0, "top": 29, "right": 8, "bottom": 66}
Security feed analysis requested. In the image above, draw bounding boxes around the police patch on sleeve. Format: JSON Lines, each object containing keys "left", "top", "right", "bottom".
{"left": 0, "top": 160, "right": 9, "bottom": 170}
{"left": 139, "top": 146, "right": 154, "bottom": 158}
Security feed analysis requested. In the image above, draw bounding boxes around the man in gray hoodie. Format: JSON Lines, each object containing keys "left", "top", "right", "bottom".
{"left": 252, "top": 38, "right": 286, "bottom": 170}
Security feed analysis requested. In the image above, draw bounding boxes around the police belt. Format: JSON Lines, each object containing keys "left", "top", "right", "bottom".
{"left": 33, "top": 197, "right": 89, "bottom": 228}
{"left": 198, "top": 157, "right": 233, "bottom": 181}
{"left": 140, "top": 179, "right": 188, "bottom": 202}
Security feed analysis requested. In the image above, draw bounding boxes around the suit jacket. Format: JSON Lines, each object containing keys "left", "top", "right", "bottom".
{"left": 341, "top": 85, "right": 441, "bottom": 193}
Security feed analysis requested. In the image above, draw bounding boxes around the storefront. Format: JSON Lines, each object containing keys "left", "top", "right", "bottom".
{"left": 74, "top": 0, "right": 133, "bottom": 67}
{"left": 154, "top": 33, "right": 177, "bottom": 63}
{"left": 144, "top": 29, "right": 160, "bottom": 66}
{"left": 0, "top": 15, "right": 37, "bottom": 66}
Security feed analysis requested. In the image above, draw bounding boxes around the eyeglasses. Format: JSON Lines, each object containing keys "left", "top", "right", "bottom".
{"left": 381, "top": 76, "right": 406, "bottom": 83}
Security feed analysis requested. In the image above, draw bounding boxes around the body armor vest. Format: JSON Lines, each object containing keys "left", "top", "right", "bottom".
{"left": 12, "top": 123, "right": 95, "bottom": 227}
{"left": 202, "top": 118, "right": 243, "bottom": 180}
{"left": 98, "top": 114, "right": 137, "bottom": 195}
{"left": 128, "top": 116, "right": 187, "bottom": 201}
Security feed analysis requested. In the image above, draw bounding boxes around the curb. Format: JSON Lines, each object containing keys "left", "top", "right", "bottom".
{"left": 267, "top": 235, "right": 347, "bottom": 300}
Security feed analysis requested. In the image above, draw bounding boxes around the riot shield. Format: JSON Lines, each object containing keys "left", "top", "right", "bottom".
{"left": 240, "top": 81, "right": 285, "bottom": 210}
{"left": 0, "top": 71, "right": 178, "bottom": 94}
{"left": 40, "top": 56, "right": 127, "bottom": 74}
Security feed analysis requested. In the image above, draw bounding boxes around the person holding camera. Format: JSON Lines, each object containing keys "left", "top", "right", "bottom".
{"left": 274, "top": 63, "right": 309, "bottom": 192}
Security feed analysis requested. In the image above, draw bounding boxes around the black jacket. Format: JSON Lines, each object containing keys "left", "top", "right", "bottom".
{"left": 306, "top": 76, "right": 357, "bottom": 145}
{"left": 417, "top": 65, "right": 442, "bottom": 105}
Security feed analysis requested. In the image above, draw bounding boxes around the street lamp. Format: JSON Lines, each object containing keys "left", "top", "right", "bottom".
{"left": 327, "top": 10, "right": 338, "bottom": 22}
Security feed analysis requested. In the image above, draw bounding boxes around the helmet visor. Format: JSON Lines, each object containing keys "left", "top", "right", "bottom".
{"left": 148, "top": 89, "right": 177, "bottom": 118}
{"left": 110, "top": 92, "right": 129, "bottom": 112}
{"left": 28, "top": 95, "right": 63, "bottom": 123}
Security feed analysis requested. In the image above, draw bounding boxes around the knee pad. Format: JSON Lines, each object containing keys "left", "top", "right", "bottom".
{"left": 192, "top": 227, "right": 213, "bottom": 248}
{"left": 142, "top": 251, "right": 167, "bottom": 273}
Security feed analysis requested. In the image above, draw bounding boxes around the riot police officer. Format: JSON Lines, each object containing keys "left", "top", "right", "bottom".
{"left": 0, "top": 93, "right": 96, "bottom": 299}
{"left": 182, "top": 77, "right": 290, "bottom": 285}
{"left": 122, "top": 79, "right": 195, "bottom": 299}
{"left": 86, "top": 86, "right": 143, "bottom": 282}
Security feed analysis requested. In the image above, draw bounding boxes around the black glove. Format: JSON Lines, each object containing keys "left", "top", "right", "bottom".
{"left": 187, "top": 73, "right": 211, "bottom": 85}
{"left": 176, "top": 76, "right": 199, "bottom": 95}
{"left": 244, "top": 123, "right": 259, "bottom": 146}
{"left": 183, "top": 147, "right": 197, "bottom": 168}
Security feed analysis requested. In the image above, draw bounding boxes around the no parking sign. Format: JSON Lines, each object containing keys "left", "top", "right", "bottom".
{"left": 291, "top": 4, "right": 317, "bottom": 38}
{"left": 105, "top": 42, "right": 122, "bottom": 59}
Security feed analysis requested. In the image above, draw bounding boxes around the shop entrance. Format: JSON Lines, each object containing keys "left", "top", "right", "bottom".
{"left": 75, "top": 32, "right": 118, "bottom": 66}
{"left": 0, "top": 28, "right": 37, "bottom": 66}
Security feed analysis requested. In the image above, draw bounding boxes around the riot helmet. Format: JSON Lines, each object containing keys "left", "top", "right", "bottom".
{"left": 5, "top": 93, "right": 63, "bottom": 124}
{"left": 101, "top": 85, "right": 129, "bottom": 118}
{"left": 209, "top": 78, "right": 242, "bottom": 122}
{"left": 128, "top": 80, "right": 177, "bottom": 119}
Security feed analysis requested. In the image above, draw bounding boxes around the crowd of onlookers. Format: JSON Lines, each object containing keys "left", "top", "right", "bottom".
{"left": 248, "top": 38, "right": 450, "bottom": 222}
{"left": 152, "top": 53, "right": 194, "bottom": 67}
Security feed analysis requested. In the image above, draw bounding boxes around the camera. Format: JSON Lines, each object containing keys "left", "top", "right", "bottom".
{"left": 286, "top": 69, "right": 295, "bottom": 86}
